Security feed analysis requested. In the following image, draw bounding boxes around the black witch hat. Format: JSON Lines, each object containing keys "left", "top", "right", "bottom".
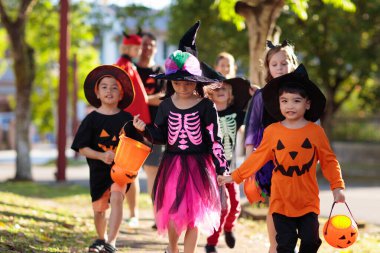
{"left": 201, "top": 61, "right": 252, "bottom": 111}
{"left": 262, "top": 64, "right": 326, "bottom": 122}
{"left": 153, "top": 21, "right": 217, "bottom": 83}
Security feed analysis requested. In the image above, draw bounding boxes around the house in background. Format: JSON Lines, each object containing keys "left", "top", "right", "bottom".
{"left": 98, "top": 5, "right": 175, "bottom": 66}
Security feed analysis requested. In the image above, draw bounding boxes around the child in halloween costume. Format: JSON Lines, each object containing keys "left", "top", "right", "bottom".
{"left": 115, "top": 31, "right": 150, "bottom": 227}
{"left": 202, "top": 63, "right": 251, "bottom": 253}
{"left": 244, "top": 40, "right": 298, "bottom": 253}
{"left": 133, "top": 21, "right": 229, "bottom": 252}
{"left": 218, "top": 64, "right": 346, "bottom": 253}
{"left": 71, "top": 65, "right": 141, "bottom": 253}
{"left": 115, "top": 31, "right": 151, "bottom": 124}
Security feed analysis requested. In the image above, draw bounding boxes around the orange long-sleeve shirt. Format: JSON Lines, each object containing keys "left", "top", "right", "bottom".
{"left": 232, "top": 122, "right": 345, "bottom": 217}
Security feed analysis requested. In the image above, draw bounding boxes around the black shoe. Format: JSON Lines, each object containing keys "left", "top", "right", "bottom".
{"left": 224, "top": 231, "right": 235, "bottom": 248}
{"left": 151, "top": 223, "right": 157, "bottom": 230}
{"left": 205, "top": 244, "right": 217, "bottom": 253}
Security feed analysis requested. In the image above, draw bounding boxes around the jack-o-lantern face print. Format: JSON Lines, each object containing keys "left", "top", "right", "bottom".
{"left": 98, "top": 129, "right": 118, "bottom": 152}
{"left": 273, "top": 138, "right": 316, "bottom": 177}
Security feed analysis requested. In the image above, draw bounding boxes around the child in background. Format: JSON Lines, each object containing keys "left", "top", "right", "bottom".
{"left": 215, "top": 52, "right": 237, "bottom": 79}
{"left": 202, "top": 63, "right": 251, "bottom": 253}
{"left": 215, "top": 52, "right": 247, "bottom": 163}
{"left": 244, "top": 40, "right": 298, "bottom": 253}
{"left": 71, "top": 65, "right": 141, "bottom": 253}
{"left": 133, "top": 49, "right": 229, "bottom": 253}
{"left": 115, "top": 31, "right": 150, "bottom": 228}
{"left": 219, "top": 64, "right": 346, "bottom": 253}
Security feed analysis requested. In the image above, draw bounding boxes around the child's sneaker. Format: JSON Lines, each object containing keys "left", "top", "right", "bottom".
{"left": 126, "top": 217, "right": 139, "bottom": 228}
{"left": 224, "top": 231, "right": 236, "bottom": 248}
{"left": 204, "top": 244, "right": 217, "bottom": 253}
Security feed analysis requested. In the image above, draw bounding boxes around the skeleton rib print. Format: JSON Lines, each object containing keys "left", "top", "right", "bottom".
{"left": 168, "top": 111, "right": 202, "bottom": 150}
{"left": 219, "top": 113, "right": 237, "bottom": 161}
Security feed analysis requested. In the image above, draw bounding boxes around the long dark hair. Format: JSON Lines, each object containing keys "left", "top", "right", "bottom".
{"left": 161, "top": 81, "right": 205, "bottom": 99}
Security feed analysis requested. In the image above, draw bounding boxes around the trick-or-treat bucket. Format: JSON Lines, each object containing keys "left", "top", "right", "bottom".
{"left": 111, "top": 121, "right": 153, "bottom": 185}
{"left": 323, "top": 202, "right": 358, "bottom": 249}
{"left": 243, "top": 175, "right": 266, "bottom": 204}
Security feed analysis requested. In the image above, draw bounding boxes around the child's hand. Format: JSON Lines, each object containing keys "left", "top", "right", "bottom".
{"left": 133, "top": 114, "right": 146, "bottom": 132}
{"left": 333, "top": 188, "right": 345, "bottom": 203}
{"left": 102, "top": 150, "right": 115, "bottom": 165}
{"left": 217, "top": 175, "right": 233, "bottom": 186}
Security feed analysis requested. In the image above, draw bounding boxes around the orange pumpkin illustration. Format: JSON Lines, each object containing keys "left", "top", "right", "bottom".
{"left": 98, "top": 129, "right": 117, "bottom": 152}
{"left": 273, "top": 138, "right": 316, "bottom": 177}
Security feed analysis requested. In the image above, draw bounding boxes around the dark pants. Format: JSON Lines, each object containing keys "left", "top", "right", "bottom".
{"left": 272, "top": 212, "right": 322, "bottom": 253}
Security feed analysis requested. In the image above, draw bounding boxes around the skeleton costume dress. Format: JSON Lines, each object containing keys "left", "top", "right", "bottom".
{"left": 144, "top": 97, "right": 228, "bottom": 236}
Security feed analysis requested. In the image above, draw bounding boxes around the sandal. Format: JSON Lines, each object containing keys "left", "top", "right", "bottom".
{"left": 88, "top": 239, "right": 105, "bottom": 252}
{"left": 102, "top": 243, "right": 117, "bottom": 253}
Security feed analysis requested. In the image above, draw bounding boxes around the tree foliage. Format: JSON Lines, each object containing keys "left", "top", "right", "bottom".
{"left": 168, "top": 0, "right": 249, "bottom": 74}
{"left": 278, "top": 0, "right": 380, "bottom": 116}
{"left": 26, "top": 0, "right": 99, "bottom": 136}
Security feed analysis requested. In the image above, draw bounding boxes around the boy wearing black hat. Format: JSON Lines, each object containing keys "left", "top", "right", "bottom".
{"left": 218, "top": 64, "right": 346, "bottom": 253}
{"left": 71, "top": 65, "right": 141, "bottom": 253}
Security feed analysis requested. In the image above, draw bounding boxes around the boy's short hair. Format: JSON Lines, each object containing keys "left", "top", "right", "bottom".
{"left": 278, "top": 83, "right": 309, "bottom": 99}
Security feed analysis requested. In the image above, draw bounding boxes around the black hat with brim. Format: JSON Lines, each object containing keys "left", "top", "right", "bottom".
{"left": 84, "top": 65, "right": 135, "bottom": 109}
{"left": 224, "top": 77, "right": 252, "bottom": 111}
{"left": 201, "top": 61, "right": 252, "bottom": 111}
{"left": 262, "top": 64, "right": 326, "bottom": 122}
{"left": 153, "top": 69, "right": 217, "bottom": 83}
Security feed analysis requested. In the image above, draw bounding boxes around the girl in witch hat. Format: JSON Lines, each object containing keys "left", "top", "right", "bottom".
{"left": 218, "top": 64, "right": 346, "bottom": 253}
{"left": 202, "top": 62, "right": 251, "bottom": 253}
{"left": 71, "top": 65, "right": 142, "bottom": 253}
{"left": 133, "top": 21, "right": 229, "bottom": 253}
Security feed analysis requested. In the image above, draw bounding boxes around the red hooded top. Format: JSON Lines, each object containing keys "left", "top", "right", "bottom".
{"left": 115, "top": 55, "right": 151, "bottom": 124}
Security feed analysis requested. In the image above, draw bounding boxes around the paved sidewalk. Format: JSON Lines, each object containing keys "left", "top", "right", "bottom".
{"left": 1, "top": 147, "right": 380, "bottom": 252}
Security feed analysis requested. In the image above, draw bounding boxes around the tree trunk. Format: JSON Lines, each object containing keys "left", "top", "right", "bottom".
{"left": 235, "top": 0, "right": 284, "bottom": 86}
{"left": 321, "top": 87, "right": 335, "bottom": 138}
{"left": 0, "top": 0, "right": 36, "bottom": 181}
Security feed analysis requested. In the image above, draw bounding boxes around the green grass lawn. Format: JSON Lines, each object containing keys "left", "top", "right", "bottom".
{"left": 0, "top": 182, "right": 379, "bottom": 252}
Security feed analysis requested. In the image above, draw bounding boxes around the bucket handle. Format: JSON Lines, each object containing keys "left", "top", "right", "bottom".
{"left": 324, "top": 201, "right": 358, "bottom": 235}
{"left": 120, "top": 120, "right": 154, "bottom": 153}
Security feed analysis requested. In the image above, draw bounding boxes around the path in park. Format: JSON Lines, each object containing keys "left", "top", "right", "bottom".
{"left": 1, "top": 147, "right": 380, "bottom": 252}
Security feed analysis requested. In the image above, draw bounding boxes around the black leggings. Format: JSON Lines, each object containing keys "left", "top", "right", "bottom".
{"left": 272, "top": 212, "right": 322, "bottom": 253}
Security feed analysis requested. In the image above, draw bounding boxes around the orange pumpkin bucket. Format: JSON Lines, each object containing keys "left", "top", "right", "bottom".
{"left": 323, "top": 202, "right": 358, "bottom": 249}
{"left": 111, "top": 121, "right": 153, "bottom": 185}
{"left": 243, "top": 175, "right": 266, "bottom": 204}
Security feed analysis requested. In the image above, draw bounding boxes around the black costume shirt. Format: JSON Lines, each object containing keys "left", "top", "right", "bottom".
{"left": 144, "top": 97, "right": 229, "bottom": 175}
{"left": 217, "top": 106, "right": 245, "bottom": 164}
{"left": 136, "top": 64, "right": 165, "bottom": 120}
{"left": 71, "top": 110, "right": 141, "bottom": 202}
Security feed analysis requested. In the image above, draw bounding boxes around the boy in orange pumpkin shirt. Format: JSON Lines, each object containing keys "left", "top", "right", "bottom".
{"left": 218, "top": 64, "right": 346, "bottom": 253}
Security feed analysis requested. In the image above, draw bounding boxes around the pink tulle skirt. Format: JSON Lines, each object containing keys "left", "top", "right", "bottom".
{"left": 152, "top": 152, "right": 221, "bottom": 236}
